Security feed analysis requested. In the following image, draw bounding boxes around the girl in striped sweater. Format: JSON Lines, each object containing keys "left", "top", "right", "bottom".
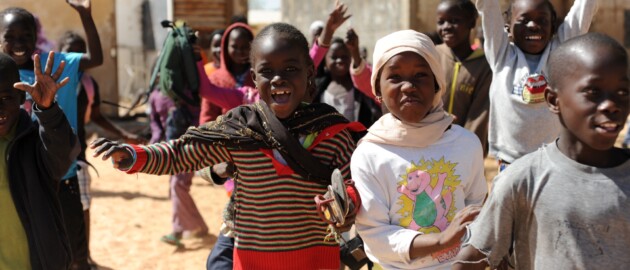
{"left": 92, "top": 22, "right": 364, "bottom": 270}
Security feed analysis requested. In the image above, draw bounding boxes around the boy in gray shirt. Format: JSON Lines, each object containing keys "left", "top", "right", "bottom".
{"left": 453, "top": 33, "right": 630, "bottom": 269}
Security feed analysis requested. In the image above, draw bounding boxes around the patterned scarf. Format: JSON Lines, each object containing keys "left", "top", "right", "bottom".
{"left": 182, "top": 101, "right": 349, "bottom": 183}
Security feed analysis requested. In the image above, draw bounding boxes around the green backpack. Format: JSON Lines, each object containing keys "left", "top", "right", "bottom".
{"left": 149, "top": 20, "right": 200, "bottom": 106}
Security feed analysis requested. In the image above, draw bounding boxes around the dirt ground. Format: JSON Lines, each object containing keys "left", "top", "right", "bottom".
{"left": 85, "top": 118, "right": 627, "bottom": 270}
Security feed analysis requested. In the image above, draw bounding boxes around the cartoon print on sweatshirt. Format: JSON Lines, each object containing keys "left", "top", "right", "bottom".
{"left": 397, "top": 157, "right": 460, "bottom": 235}
{"left": 513, "top": 72, "right": 548, "bottom": 104}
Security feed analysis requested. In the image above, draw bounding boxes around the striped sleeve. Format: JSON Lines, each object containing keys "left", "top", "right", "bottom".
{"left": 130, "top": 138, "right": 232, "bottom": 175}
{"left": 311, "top": 129, "right": 356, "bottom": 180}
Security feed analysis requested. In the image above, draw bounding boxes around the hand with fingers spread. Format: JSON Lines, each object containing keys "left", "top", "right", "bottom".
{"left": 14, "top": 52, "right": 70, "bottom": 110}
{"left": 318, "top": 0, "right": 351, "bottom": 47}
{"left": 90, "top": 137, "right": 134, "bottom": 170}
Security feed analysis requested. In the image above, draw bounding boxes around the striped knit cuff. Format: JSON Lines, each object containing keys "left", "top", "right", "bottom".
{"left": 125, "top": 144, "right": 148, "bottom": 174}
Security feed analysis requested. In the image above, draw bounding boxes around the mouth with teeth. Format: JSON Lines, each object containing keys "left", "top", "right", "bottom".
{"left": 525, "top": 35, "right": 542, "bottom": 41}
{"left": 271, "top": 90, "right": 292, "bottom": 104}
{"left": 594, "top": 121, "right": 622, "bottom": 137}
{"left": 12, "top": 50, "right": 26, "bottom": 56}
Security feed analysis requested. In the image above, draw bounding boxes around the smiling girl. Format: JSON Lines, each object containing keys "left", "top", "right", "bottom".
{"left": 91, "top": 22, "right": 364, "bottom": 270}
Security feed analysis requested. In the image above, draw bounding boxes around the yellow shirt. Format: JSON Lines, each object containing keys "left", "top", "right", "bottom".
{"left": 0, "top": 125, "right": 31, "bottom": 270}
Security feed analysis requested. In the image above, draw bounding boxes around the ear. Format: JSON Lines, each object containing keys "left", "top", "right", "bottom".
{"left": 250, "top": 67, "right": 257, "bottom": 87}
{"left": 545, "top": 86, "right": 560, "bottom": 114}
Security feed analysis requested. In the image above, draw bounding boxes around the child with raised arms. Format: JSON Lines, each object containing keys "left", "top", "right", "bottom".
{"left": 0, "top": 52, "right": 78, "bottom": 270}
{"left": 476, "top": 0, "right": 598, "bottom": 169}
{"left": 0, "top": 2, "right": 103, "bottom": 269}
{"left": 454, "top": 32, "right": 630, "bottom": 270}
{"left": 91, "top": 22, "right": 364, "bottom": 270}
{"left": 351, "top": 30, "right": 487, "bottom": 270}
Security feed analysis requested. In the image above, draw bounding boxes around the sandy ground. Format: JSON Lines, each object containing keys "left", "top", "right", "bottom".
{"left": 85, "top": 117, "right": 627, "bottom": 270}
{"left": 86, "top": 144, "right": 229, "bottom": 270}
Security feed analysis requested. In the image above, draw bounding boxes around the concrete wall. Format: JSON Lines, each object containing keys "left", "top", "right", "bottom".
{"left": 0, "top": 0, "right": 118, "bottom": 115}
{"left": 281, "top": 0, "right": 411, "bottom": 62}
{"left": 282, "top": 0, "right": 630, "bottom": 60}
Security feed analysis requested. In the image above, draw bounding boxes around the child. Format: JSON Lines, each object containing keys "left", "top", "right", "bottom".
{"left": 59, "top": 30, "right": 143, "bottom": 266}
{"left": 91, "top": 22, "right": 365, "bottom": 270}
{"left": 0, "top": 52, "right": 78, "bottom": 270}
{"left": 199, "top": 22, "right": 254, "bottom": 124}
{"left": 435, "top": 0, "right": 492, "bottom": 157}
{"left": 313, "top": 32, "right": 381, "bottom": 130}
{"left": 453, "top": 33, "right": 630, "bottom": 270}
{"left": 0, "top": 3, "right": 103, "bottom": 269}
{"left": 477, "top": 0, "right": 598, "bottom": 168}
{"left": 351, "top": 30, "right": 487, "bottom": 269}
{"left": 203, "top": 29, "right": 224, "bottom": 76}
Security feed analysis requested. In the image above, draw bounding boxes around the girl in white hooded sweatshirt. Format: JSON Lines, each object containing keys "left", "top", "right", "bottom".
{"left": 351, "top": 30, "right": 487, "bottom": 270}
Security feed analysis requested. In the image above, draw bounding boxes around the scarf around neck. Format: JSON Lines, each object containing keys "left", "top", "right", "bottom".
{"left": 182, "top": 101, "right": 350, "bottom": 183}
{"left": 361, "top": 110, "right": 453, "bottom": 148}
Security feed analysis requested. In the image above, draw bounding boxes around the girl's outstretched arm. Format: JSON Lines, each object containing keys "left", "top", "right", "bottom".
{"left": 346, "top": 28, "right": 377, "bottom": 101}
{"left": 312, "top": 0, "right": 351, "bottom": 68}
{"left": 68, "top": 0, "right": 104, "bottom": 71}
{"left": 91, "top": 137, "right": 232, "bottom": 175}
{"left": 197, "top": 61, "right": 246, "bottom": 110}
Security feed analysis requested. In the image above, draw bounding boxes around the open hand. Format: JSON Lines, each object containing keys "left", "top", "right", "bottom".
{"left": 90, "top": 137, "right": 134, "bottom": 169}
{"left": 439, "top": 204, "right": 481, "bottom": 247}
{"left": 326, "top": 0, "right": 351, "bottom": 33}
{"left": 14, "top": 52, "right": 69, "bottom": 110}
{"left": 67, "top": 0, "right": 91, "bottom": 13}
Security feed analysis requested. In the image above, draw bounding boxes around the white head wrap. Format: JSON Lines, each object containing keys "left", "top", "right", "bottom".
{"left": 370, "top": 30, "right": 446, "bottom": 110}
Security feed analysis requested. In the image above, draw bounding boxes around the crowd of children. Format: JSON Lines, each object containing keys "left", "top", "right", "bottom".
{"left": 1, "top": 0, "right": 629, "bottom": 269}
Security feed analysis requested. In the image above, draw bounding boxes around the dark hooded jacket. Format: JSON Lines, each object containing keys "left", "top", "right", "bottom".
{"left": 8, "top": 104, "right": 79, "bottom": 270}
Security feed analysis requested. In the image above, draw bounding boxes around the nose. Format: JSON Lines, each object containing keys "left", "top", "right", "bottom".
{"left": 526, "top": 20, "right": 540, "bottom": 30}
{"left": 400, "top": 81, "right": 416, "bottom": 93}
{"left": 270, "top": 74, "right": 286, "bottom": 87}
{"left": 598, "top": 97, "right": 621, "bottom": 114}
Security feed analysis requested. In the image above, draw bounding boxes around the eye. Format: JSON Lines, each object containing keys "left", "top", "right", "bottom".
{"left": 258, "top": 68, "right": 272, "bottom": 74}
{"left": 388, "top": 75, "right": 402, "bottom": 83}
{"left": 285, "top": 66, "right": 298, "bottom": 72}
{"left": 618, "top": 88, "right": 629, "bottom": 97}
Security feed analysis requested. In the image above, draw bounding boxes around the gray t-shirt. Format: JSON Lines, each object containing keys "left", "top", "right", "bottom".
{"left": 464, "top": 142, "right": 630, "bottom": 269}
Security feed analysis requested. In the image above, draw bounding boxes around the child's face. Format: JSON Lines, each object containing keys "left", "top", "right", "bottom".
{"left": 0, "top": 79, "right": 22, "bottom": 137}
{"left": 0, "top": 13, "right": 36, "bottom": 66}
{"left": 325, "top": 42, "right": 351, "bottom": 78}
{"left": 210, "top": 33, "right": 222, "bottom": 63}
{"left": 379, "top": 51, "right": 437, "bottom": 123}
{"left": 509, "top": 0, "right": 553, "bottom": 55}
{"left": 251, "top": 35, "right": 313, "bottom": 119}
{"left": 436, "top": 3, "right": 474, "bottom": 49}
{"left": 227, "top": 28, "right": 251, "bottom": 66}
{"left": 61, "top": 39, "right": 86, "bottom": 53}
{"left": 553, "top": 48, "right": 629, "bottom": 150}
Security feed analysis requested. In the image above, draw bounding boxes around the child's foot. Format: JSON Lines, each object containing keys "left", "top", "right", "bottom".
{"left": 160, "top": 232, "right": 183, "bottom": 246}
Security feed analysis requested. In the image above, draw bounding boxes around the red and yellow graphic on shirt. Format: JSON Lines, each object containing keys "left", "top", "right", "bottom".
{"left": 521, "top": 73, "right": 547, "bottom": 104}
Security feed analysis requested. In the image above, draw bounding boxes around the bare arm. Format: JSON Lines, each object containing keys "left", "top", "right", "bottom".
{"left": 68, "top": 0, "right": 104, "bottom": 71}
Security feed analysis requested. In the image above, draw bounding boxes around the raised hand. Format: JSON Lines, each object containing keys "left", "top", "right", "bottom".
{"left": 345, "top": 28, "right": 362, "bottom": 67}
{"left": 319, "top": 0, "right": 351, "bottom": 46}
{"left": 326, "top": 0, "right": 351, "bottom": 33}
{"left": 67, "top": 0, "right": 91, "bottom": 14}
{"left": 14, "top": 52, "right": 69, "bottom": 109}
{"left": 90, "top": 137, "right": 134, "bottom": 170}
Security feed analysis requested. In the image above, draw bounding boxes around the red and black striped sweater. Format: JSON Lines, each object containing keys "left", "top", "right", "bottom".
{"left": 125, "top": 123, "right": 359, "bottom": 270}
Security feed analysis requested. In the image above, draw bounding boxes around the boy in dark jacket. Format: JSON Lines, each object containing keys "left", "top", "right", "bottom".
{"left": 0, "top": 52, "right": 79, "bottom": 269}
